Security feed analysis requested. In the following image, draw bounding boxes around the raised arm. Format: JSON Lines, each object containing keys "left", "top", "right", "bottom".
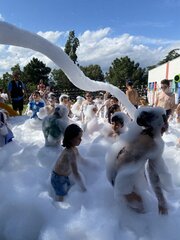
{"left": 147, "top": 159, "right": 168, "bottom": 215}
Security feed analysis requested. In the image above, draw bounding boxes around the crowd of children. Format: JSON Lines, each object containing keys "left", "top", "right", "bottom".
{"left": 0, "top": 79, "right": 180, "bottom": 215}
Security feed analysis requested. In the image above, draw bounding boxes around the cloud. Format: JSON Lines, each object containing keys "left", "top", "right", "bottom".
{"left": 0, "top": 27, "right": 180, "bottom": 77}
{"left": 37, "top": 31, "right": 65, "bottom": 43}
{"left": 77, "top": 28, "right": 179, "bottom": 71}
{"left": 0, "top": 14, "right": 5, "bottom": 21}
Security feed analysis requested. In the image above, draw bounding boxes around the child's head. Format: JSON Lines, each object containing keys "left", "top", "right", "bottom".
{"left": 111, "top": 114, "right": 124, "bottom": 133}
{"left": 59, "top": 94, "right": 69, "bottom": 104}
{"left": 62, "top": 124, "right": 83, "bottom": 148}
{"left": 107, "top": 104, "right": 121, "bottom": 123}
{"left": 110, "top": 96, "right": 119, "bottom": 105}
{"left": 32, "top": 91, "right": 41, "bottom": 100}
{"left": 126, "top": 80, "right": 133, "bottom": 88}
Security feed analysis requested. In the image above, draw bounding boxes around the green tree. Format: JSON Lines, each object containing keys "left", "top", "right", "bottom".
{"left": 158, "top": 49, "right": 180, "bottom": 65}
{"left": 106, "top": 56, "right": 147, "bottom": 89}
{"left": 64, "top": 31, "right": 80, "bottom": 64}
{"left": 0, "top": 72, "right": 12, "bottom": 92}
{"left": 51, "top": 69, "right": 76, "bottom": 93}
{"left": 23, "top": 57, "right": 51, "bottom": 86}
{"left": 11, "top": 64, "right": 22, "bottom": 75}
{"left": 80, "top": 64, "right": 104, "bottom": 82}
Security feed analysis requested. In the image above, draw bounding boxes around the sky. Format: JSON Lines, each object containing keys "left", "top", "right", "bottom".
{"left": 1, "top": 0, "right": 180, "bottom": 76}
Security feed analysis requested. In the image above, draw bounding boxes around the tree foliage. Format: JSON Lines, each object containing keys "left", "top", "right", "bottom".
{"left": 23, "top": 57, "right": 51, "bottom": 86}
{"left": 51, "top": 69, "right": 76, "bottom": 92}
{"left": 158, "top": 49, "right": 180, "bottom": 66}
{"left": 106, "top": 56, "right": 147, "bottom": 88}
{"left": 80, "top": 64, "right": 104, "bottom": 82}
{"left": 64, "top": 31, "right": 80, "bottom": 64}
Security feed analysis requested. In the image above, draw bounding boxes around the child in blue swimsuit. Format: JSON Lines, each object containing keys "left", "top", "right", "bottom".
{"left": 51, "top": 124, "right": 87, "bottom": 201}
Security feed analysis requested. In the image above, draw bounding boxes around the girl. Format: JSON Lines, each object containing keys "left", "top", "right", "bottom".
{"left": 51, "top": 124, "right": 86, "bottom": 201}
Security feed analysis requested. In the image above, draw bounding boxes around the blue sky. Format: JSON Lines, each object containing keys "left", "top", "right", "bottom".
{"left": 0, "top": 0, "right": 180, "bottom": 75}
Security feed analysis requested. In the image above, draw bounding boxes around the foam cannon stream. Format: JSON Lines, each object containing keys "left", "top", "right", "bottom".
{"left": 0, "top": 21, "right": 136, "bottom": 118}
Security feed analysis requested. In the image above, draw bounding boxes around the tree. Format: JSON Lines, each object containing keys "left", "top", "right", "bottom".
{"left": 80, "top": 64, "right": 105, "bottom": 82}
{"left": 23, "top": 57, "right": 51, "bottom": 86}
{"left": 64, "top": 31, "right": 80, "bottom": 64}
{"left": 106, "top": 56, "right": 147, "bottom": 89}
{"left": 0, "top": 72, "right": 12, "bottom": 92}
{"left": 51, "top": 69, "right": 76, "bottom": 93}
{"left": 158, "top": 49, "right": 180, "bottom": 66}
{"left": 11, "top": 64, "right": 22, "bottom": 75}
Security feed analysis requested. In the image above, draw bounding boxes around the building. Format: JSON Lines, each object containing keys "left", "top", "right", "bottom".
{"left": 148, "top": 57, "right": 180, "bottom": 105}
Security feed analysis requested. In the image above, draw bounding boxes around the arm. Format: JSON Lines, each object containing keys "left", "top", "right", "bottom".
{"left": 148, "top": 160, "right": 168, "bottom": 215}
{"left": 76, "top": 148, "right": 99, "bottom": 169}
{"left": 154, "top": 93, "right": 159, "bottom": 107}
{"left": 70, "top": 153, "right": 87, "bottom": 191}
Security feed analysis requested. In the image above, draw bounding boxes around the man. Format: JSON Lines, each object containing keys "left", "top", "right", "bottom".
{"left": 8, "top": 72, "right": 26, "bottom": 115}
{"left": 155, "top": 79, "right": 175, "bottom": 120}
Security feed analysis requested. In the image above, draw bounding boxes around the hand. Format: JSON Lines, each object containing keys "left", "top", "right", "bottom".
{"left": 158, "top": 204, "right": 168, "bottom": 215}
{"left": 81, "top": 186, "right": 87, "bottom": 192}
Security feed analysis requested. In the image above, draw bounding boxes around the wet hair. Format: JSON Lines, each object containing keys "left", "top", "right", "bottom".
{"left": 161, "top": 79, "right": 170, "bottom": 86}
{"left": 111, "top": 115, "right": 124, "bottom": 127}
{"left": 137, "top": 110, "right": 168, "bottom": 137}
{"left": 62, "top": 124, "right": 83, "bottom": 148}
{"left": 107, "top": 104, "right": 120, "bottom": 123}
{"left": 126, "top": 80, "right": 133, "bottom": 87}
{"left": 33, "top": 91, "right": 41, "bottom": 96}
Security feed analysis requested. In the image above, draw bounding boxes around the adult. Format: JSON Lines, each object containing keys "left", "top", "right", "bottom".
{"left": 8, "top": 71, "right": 26, "bottom": 115}
{"left": 155, "top": 79, "right": 175, "bottom": 120}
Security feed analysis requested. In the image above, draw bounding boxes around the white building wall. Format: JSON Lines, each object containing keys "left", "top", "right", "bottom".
{"left": 147, "top": 56, "right": 180, "bottom": 105}
{"left": 148, "top": 63, "right": 167, "bottom": 86}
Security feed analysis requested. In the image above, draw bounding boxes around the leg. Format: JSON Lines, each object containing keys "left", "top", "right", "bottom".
{"left": 55, "top": 195, "right": 64, "bottom": 202}
{"left": 124, "top": 191, "right": 145, "bottom": 213}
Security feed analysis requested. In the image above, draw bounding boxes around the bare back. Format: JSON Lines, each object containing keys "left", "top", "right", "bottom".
{"left": 53, "top": 148, "right": 77, "bottom": 176}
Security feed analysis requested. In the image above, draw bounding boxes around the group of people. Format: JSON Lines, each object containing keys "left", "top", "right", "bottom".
{"left": 1, "top": 75, "right": 180, "bottom": 215}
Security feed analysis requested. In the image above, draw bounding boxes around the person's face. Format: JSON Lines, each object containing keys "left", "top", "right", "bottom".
{"left": 111, "top": 121, "right": 123, "bottom": 133}
{"left": 48, "top": 98, "right": 56, "bottom": 106}
{"left": 62, "top": 97, "right": 69, "bottom": 104}
{"left": 13, "top": 74, "right": 19, "bottom": 80}
{"left": 33, "top": 93, "right": 40, "bottom": 100}
{"left": 161, "top": 84, "right": 169, "bottom": 92}
{"left": 85, "top": 94, "right": 92, "bottom": 101}
{"left": 71, "top": 131, "right": 83, "bottom": 147}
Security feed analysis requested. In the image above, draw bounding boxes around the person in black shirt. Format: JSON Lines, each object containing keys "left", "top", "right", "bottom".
{"left": 8, "top": 72, "right": 26, "bottom": 115}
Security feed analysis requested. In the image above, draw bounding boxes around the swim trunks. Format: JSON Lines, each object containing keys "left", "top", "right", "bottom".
{"left": 51, "top": 171, "right": 71, "bottom": 196}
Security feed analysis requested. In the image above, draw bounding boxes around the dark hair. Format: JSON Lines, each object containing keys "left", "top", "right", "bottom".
{"left": 107, "top": 104, "right": 120, "bottom": 123}
{"left": 161, "top": 79, "right": 170, "bottom": 86}
{"left": 33, "top": 91, "right": 41, "bottom": 96}
{"left": 62, "top": 124, "right": 83, "bottom": 148}
{"left": 126, "top": 80, "right": 133, "bottom": 87}
{"left": 111, "top": 115, "right": 124, "bottom": 126}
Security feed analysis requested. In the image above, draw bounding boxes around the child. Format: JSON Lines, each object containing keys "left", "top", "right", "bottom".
{"left": 27, "top": 91, "right": 45, "bottom": 118}
{"left": 107, "top": 104, "right": 121, "bottom": 123}
{"left": 42, "top": 105, "right": 69, "bottom": 146}
{"left": 0, "top": 110, "right": 14, "bottom": 147}
{"left": 106, "top": 107, "right": 171, "bottom": 214}
{"left": 51, "top": 124, "right": 87, "bottom": 201}
{"left": 109, "top": 112, "right": 130, "bottom": 137}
